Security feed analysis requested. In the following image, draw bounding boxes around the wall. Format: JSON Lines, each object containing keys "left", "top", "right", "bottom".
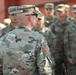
{"left": 18, "top": 0, "right": 66, "bottom": 15}
{"left": 0, "top": 0, "right": 75, "bottom": 23}
{"left": 19, "top": 0, "right": 66, "bottom": 5}
{"left": 0, "top": 0, "right": 5, "bottom": 23}
{"left": 5, "top": 0, "right": 19, "bottom": 18}
{"left": 0, "top": 0, "right": 19, "bottom": 23}
{"left": 18, "top": 0, "right": 76, "bottom": 17}
{"left": 67, "top": 0, "right": 76, "bottom": 17}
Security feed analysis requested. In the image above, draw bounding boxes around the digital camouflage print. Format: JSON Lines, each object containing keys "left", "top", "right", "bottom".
{"left": 0, "top": 26, "right": 53, "bottom": 75}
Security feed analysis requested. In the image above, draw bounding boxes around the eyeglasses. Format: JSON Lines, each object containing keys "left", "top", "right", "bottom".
{"left": 10, "top": 14, "right": 17, "bottom": 16}
{"left": 25, "top": 12, "right": 38, "bottom": 17}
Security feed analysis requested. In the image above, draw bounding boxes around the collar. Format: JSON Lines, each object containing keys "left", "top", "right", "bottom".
{"left": 18, "top": 25, "right": 31, "bottom": 31}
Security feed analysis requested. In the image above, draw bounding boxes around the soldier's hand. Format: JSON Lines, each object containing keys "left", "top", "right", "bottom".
{"left": 67, "top": 57, "right": 75, "bottom": 64}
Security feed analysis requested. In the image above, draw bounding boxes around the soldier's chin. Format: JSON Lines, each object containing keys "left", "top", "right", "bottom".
{"left": 48, "top": 14, "right": 52, "bottom": 17}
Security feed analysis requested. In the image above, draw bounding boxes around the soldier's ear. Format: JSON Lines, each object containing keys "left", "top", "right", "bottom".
{"left": 28, "top": 15, "right": 31, "bottom": 21}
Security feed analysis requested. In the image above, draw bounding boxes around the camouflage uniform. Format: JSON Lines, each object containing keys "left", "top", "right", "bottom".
{"left": 65, "top": 4, "right": 74, "bottom": 22}
{"left": 0, "top": 6, "right": 18, "bottom": 75}
{"left": 35, "top": 27, "right": 56, "bottom": 75}
{"left": 35, "top": 27, "right": 56, "bottom": 57}
{"left": 44, "top": 16, "right": 57, "bottom": 28}
{"left": 64, "top": 4, "right": 76, "bottom": 75}
{"left": 51, "top": 17, "right": 71, "bottom": 75}
{"left": 0, "top": 25, "right": 16, "bottom": 74}
{"left": 35, "top": 12, "right": 56, "bottom": 55}
{"left": 0, "top": 6, "right": 18, "bottom": 38}
{"left": 64, "top": 21, "right": 76, "bottom": 75}
{"left": 0, "top": 26, "right": 53, "bottom": 75}
{"left": 67, "top": 16, "right": 74, "bottom": 22}
{"left": 44, "top": 3, "right": 56, "bottom": 28}
{"left": 0, "top": 25, "right": 16, "bottom": 75}
{"left": 0, "top": 25, "right": 17, "bottom": 38}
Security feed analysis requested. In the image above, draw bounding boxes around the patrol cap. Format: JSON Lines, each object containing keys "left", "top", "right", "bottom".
{"left": 8, "top": 6, "right": 19, "bottom": 15}
{"left": 18, "top": 5, "right": 40, "bottom": 16}
{"left": 44, "top": 3, "right": 54, "bottom": 9}
{"left": 65, "top": 4, "right": 70, "bottom": 11}
{"left": 56, "top": 4, "right": 66, "bottom": 11}
{"left": 72, "top": 5, "right": 76, "bottom": 13}
{"left": 37, "top": 13, "right": 44, "bottom": 20}
{"left": 18, "top": 5, "right": 36, "bottom": 12}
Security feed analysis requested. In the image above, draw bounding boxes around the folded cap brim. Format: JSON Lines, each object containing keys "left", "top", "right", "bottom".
{"left": 9, "top": 10, "right": 23, "bottom": 15}
{"left": 57, "top": 8, "right": 64, "bottom": 11}
{"left": 45, "top": 6, "right": 53, "bottom": 9}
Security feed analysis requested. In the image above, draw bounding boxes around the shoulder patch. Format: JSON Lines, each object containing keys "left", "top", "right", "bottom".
{"left": 44, "top": 47, "right": 50, "bottom": 54}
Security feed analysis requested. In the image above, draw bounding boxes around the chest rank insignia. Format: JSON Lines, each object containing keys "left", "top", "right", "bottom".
{"left": 28, "top": 36, "right": 36, "bottom": 43}
{"left": 15, "top": 36, "right": 21, "bottom": 42}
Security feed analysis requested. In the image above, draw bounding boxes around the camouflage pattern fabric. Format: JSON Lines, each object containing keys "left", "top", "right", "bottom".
{"left": 0, "top": 25, "right": 17, "bottom": 38}
{"left": 44, "top": 16, "right": 57, "bottom": 28}
{"left": 64, "top": 22, "right": 76, "bottom": 75}
{"left": 0, "top": 26, "right": 53, "bottom": 75}
{"left": 0, "top": 25, "right": 18, "bottom": 75}
{"left": 51, "top": 18, "right": 71, "bottom": 75}
{"left": 35, "top": 27, "right": 56, "bottom": 57}
{"left": 35, "top": 27, "right": 56, "bottom": 74}
{"left": 67, "top": 16, "right": 74, "bottom": 22}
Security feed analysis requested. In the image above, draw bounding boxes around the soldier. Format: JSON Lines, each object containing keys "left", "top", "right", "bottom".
{"left": 72, "top": 4, "right": 76, "bottom": 24}
{"left": 65, "top": 4, "right": 74, "bottom": 21}
{"left": 35, "top": 13, "right": 56, "bottom": 57}
{"left": 0, "top": 6, "right": 19, "bottom": 38}
{"left": 0, "top": 6, "right": 19, "bottom": 75}
{"left": 64, "top": 4, "right": 76, "bottom": 75}
{"left": 0, "top": 5, "right": 53, "bottom": 75}
{"left": 50, "top": 4, "right": 72, "bottom": 75}
{"left": 44, "top": 3, "right": 56, "bottom": 28}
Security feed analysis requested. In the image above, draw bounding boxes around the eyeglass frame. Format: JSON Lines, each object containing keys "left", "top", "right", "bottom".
{"left": 25, "top": 12, "right": 38, "bottom": 17}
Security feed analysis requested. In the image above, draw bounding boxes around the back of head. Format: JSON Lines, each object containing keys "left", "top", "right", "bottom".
{"left": 17, "top": 5, "right": 40, "bottom": 29}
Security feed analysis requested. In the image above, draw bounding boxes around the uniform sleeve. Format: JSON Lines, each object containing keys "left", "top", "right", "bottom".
{"left": 36, "top": 36, "right": 53, "bottom": 75}
{"left": 0, "top": 26, "right": 11, "bottom": 38}
{"left": 0, "top": 28, "right": 5, "bottom": 38}
{"left": 47, "top": 30, "right": 56, "bottom": 56}
{"left": 64, "top": 27, "right": 72, "bottom": 58}
{"left": 50, "top": 23, "right": 55, "bottom": 34}
{"left": 0, "top": 38, "right": 5, "bottom": 73}
{"left": 43, "top": 30, "right": 56, "bottom": 65}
